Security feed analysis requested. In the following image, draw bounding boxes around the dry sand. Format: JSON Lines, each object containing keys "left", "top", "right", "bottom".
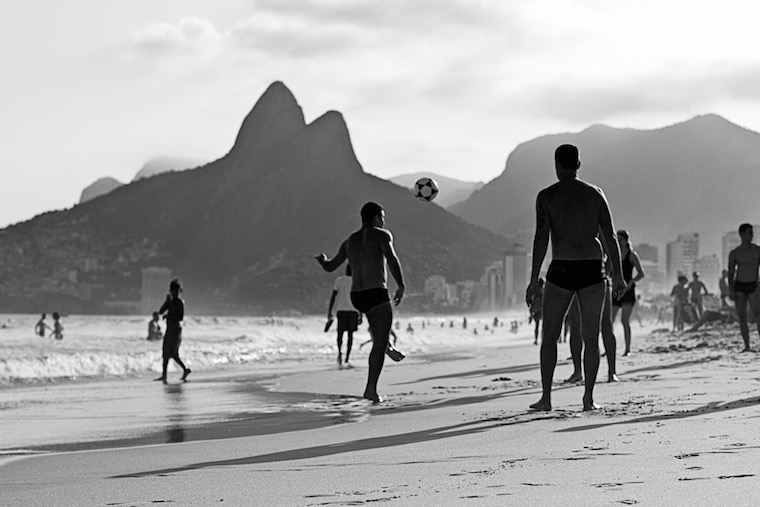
{"left": 3, "top": 319, "right": 760, "bottom": 506}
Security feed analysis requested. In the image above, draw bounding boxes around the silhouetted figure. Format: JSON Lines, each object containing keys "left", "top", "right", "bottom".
{"left": 147, "top": 311, "right": 162, "bottom": 341}
{"left": 328, "top": 264, "right": 361, "bottom": 369}
{"left": 34, "top": 313, "right": 48, "bottom": 337}
{"left": 406, "top": 323, "right": 414, "bottom": 334}
{"left": 50, "top": 312, "right": 63, "bottom": 340}
{"left": 688, "top": 271, "right": 710, "bottom": 319}
{"left": 528, "top": 278, "right": 544, "bottom": 345}
{"left": 463, "top": 317, "right": 467, "bottom": 330}
{"left": 611, "top": 230, "right": 645, "bottom": 357}
{"left": 671, "top": 275, "right": 689, "bottom": 332}
{"left": 155, "top": 279, "right": 190, "bottom": 384}
{"left": 728, "top": 223, "right": 760, "bottom": 352}
{"left": 315, "top": 202, "right": 405, "bottom": 403}
{"left": 525, "top": 144, "right": 625, "bottom": 412}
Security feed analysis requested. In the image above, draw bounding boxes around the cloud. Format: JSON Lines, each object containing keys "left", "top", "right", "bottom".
{"left": 132, "top": 17, "right": 222, "bottom": 55}
{"left": 516, "top": 63, "right": 760, "bottom": 125}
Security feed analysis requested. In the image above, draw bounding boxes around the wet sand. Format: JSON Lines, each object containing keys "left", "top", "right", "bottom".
{"left": 3, "top": 320, "right": 760, "bottom": 505}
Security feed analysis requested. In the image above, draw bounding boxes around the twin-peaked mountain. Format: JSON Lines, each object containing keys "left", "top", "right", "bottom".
{"left": 450, "top": 114, "right": 760, "bottom": 256}
{"left": 0, "top": 82, "right": 506, "bottom": 314}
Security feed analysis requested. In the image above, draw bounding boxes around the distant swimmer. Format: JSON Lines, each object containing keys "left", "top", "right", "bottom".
{"left": 147, "top": 311, "right": 162, "bottom": 341}
{"left": 727, "top": 223, "right": 760, "bottom": 352}
{"left": 50, "top": 312, "right": 63, "bottom": 340}
{"left": 34, "top": 313, "right": 48, "bottom": 337}
{"left": 525, "top": 144, "right": 626, "bottom": 412}
{"left": 611, "top": 230, "right": 645, "bottom": 357}
{"left": 155, "top": 279, "right": 191, "bottom": 383}
{"left": 316, "top": 202, "right": 405, "bottom": 403}
{"left": 327, "top": 264, "right": 361, "bottom": 369}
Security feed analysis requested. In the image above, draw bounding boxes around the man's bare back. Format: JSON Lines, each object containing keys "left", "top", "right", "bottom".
{"left": 537, "top": 179, "right": 612, "bottom": 261}
{"left": 344, "top": 227, "right": 392, "bottom": 292}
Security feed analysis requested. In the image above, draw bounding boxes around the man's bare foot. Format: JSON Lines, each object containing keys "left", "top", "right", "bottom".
{"left": 608, "top": 374, "right": 619, "bottom": 382}
{"left": 622, "top": 351, "right": 631, "bottom": 357}
{"left": 181, "top": 368, "right": 191, "bottom": 381}
{"left": 565, "top": 372, "right": 583, "bottom": 383}
{"left": 529, "top": 399, "right": 551, "bottom": 411}
{"left": 363, "top": 392, "right": 383, "bottom": 404}
{"left": 154, "top": 376, "right": 167, "bottom": 384}
{"left": 742, "top": 346, "right": 752, "bottom": 353}
{"left": 583, "top": 398, "right": 602, "bottom": 411}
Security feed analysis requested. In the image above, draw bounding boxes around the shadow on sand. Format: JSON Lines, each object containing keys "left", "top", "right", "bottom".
{"left": 556, "top": 396, "right": 760, "bottom": 433}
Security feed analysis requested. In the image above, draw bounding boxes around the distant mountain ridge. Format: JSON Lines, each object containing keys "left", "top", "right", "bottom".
{"left": 388, "top": 173, "right": 484, "bottom": 208}
{"left": 78, "top": 156, "right": 207, "bottom": 204}
{"left": 0, "top": 82, "right": 506, "bottom": 314}
{"left": 449, "top": 114, "right": 760, "bottom": 257}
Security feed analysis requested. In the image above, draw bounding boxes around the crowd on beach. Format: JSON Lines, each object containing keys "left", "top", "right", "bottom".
{"left": 28, "top": 143, "right": 758, "bottom": 414}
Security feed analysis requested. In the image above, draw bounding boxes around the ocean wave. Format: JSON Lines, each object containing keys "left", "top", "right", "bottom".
{"left": 0, "top": 313, "right": 522, "bottom": 386}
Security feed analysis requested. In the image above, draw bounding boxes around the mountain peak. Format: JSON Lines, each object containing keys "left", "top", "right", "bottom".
{"left": 229, "top": 81, "right": 306, "bottom": 161}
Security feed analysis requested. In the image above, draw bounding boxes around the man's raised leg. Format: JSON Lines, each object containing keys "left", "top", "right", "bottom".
{"left": 364, "top": 302, "right": 392, "bottom": 403}
{"left": 530, "top": 281, "right": 574, "bottom": 411}
{"left": 577, "top": 282, "right": 605, "bottom": 410}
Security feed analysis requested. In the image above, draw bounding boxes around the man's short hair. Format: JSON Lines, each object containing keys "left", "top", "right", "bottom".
{"left": 554, "top": 144, "right": 580, "bottom": 170}
{"left": 739, "top": 223, "right": 753, "bottom": 234}
{"left": 361, "top": 202, "right": 384, "bottom": 224}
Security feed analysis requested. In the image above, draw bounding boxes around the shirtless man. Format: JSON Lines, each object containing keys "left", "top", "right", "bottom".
{"left": 526, "top": 144, "right": 626, "bottom": 411}
{"left": 727, "top": 223, "right": 760, "bottom": 352}
{"left": 315, "top": 202, "right": 405, "bottom": 403}
{"left": 688, "top": 271, "right": 710, "bottom": 319}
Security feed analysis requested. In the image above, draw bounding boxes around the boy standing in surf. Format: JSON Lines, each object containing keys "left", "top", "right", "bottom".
{"left": 155, "top": 279, "right": 191, "bottom": 384}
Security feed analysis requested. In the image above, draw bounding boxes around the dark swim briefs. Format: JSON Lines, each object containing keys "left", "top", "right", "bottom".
{"left": 546, "top": 260, "right": 605, "bottom": 291}
{"left": 351, "top": 288, "right": 390, "bottom": 313}
{"left": 336, "top": 311, "right": 359, "bottom": 333}
{"left": 734, "top": 280, "right": 758, "bottom": 295}
{"left": 162, "top": 324, "right": 182, "bottom": 359}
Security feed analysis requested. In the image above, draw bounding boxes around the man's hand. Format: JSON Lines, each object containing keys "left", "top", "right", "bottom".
{"left": 525, "top": 281, "right": 538, "bottom": 307}
{"left": 612, "top": 276, "right": 627, "bottom": 301}
{"left": 357, "top": 313, "right": 363, "bottom": 325}
{"left": 393, "top": 286, "right": 405, "bottom": 306}
{"left": 314, "top": 253, "right": 327, "bottom": 265}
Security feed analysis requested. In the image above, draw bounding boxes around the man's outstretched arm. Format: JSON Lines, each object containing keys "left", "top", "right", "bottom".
{"left": 315, "top": 241, "right": 348, "bottom": 273}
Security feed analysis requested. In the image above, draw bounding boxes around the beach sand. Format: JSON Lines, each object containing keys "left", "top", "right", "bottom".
{"left": 3, "top": 318, "right": 760, "bottom": 506}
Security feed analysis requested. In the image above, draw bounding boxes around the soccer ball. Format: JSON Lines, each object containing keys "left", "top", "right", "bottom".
{"left": 413, "top": 177, "right": 439, "bottom": 202}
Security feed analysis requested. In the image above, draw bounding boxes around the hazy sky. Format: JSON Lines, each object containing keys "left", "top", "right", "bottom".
{"left": 2, "top": 0, "right": 760, "bottom": 228}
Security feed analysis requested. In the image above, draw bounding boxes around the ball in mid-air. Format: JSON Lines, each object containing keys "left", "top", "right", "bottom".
{"left": 413, "top": 177, "right": 439, "bottom": 202}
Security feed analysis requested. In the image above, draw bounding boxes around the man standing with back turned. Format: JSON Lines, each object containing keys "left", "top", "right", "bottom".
{"left": 315, "top": 202, "right": 405, "bottom": 403}
{"left": 526, "top": 144, "right": 626, "bottom": 411}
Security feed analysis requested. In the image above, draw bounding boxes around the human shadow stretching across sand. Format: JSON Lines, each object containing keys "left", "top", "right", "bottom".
{"left": 316, "top": 202, "right": 405, "bottom": 403}
{"left": 525, "top": 144, "right": 626, "bottom": 412}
